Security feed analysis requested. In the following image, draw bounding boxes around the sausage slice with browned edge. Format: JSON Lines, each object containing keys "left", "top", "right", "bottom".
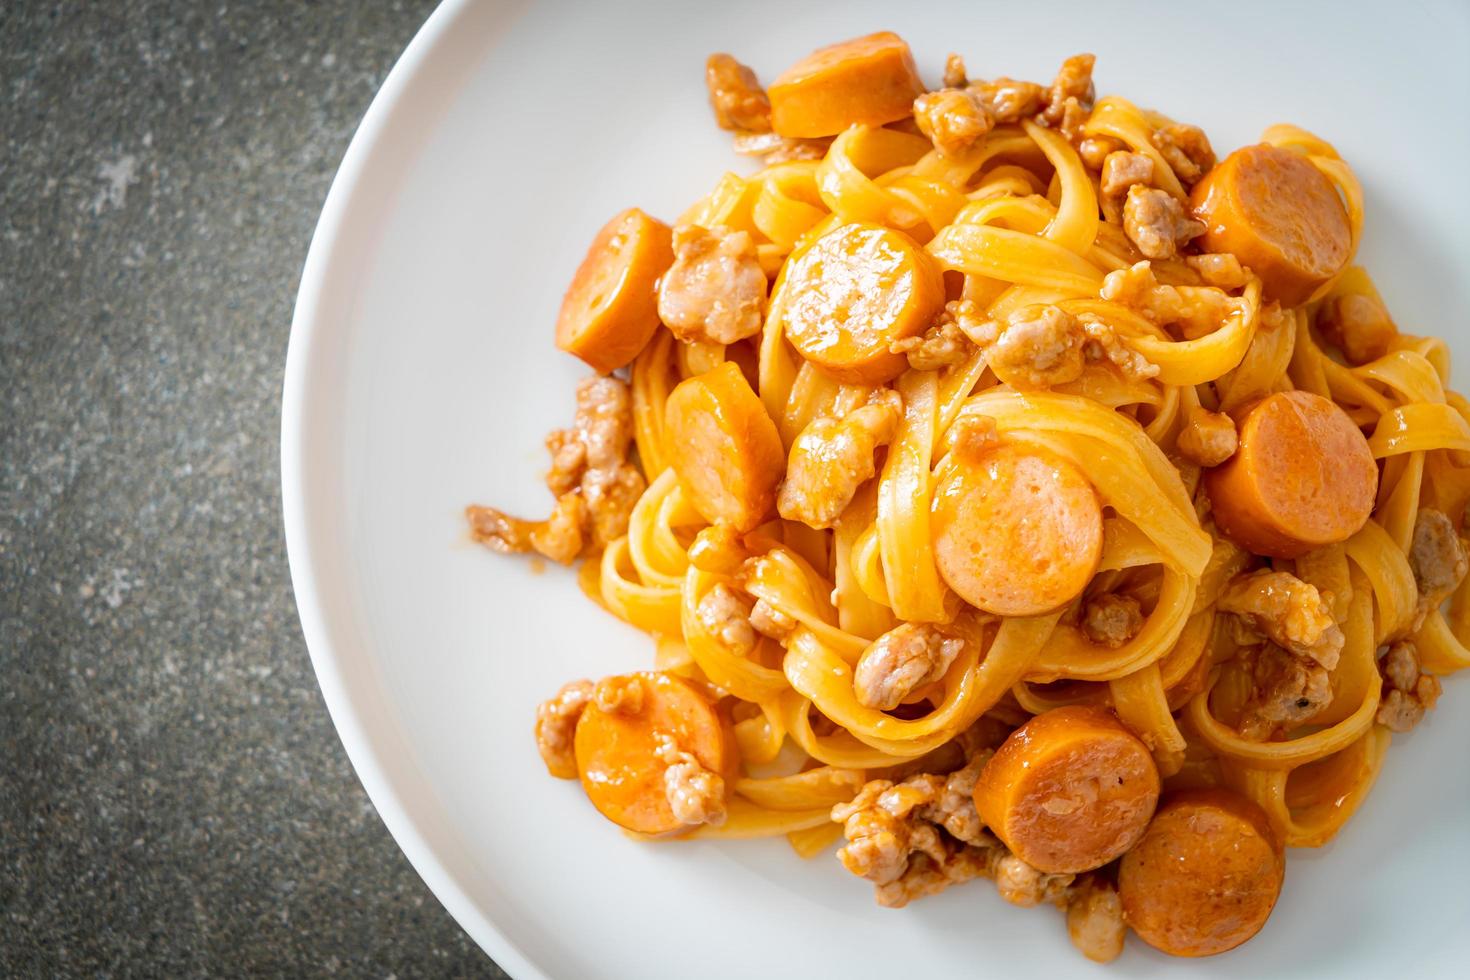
{"left": 768, "top": 32, "right": 925, "bottom": 139}
{"left": 556, "top": 208, "right": 674, "bottom": 373}
{"left": 782, "top": 222, "right": 945, "bottom": 384}
{"left": 932, "top": 444, "right": 1104, "bottom": 616}
{"left": 1205, "top": 390, "right": 1377, "bottom": 558}
{"left": 1118, "top": 788, "right": 1285, "bottom": 957}
{"left": 973, "top": 705, "right": 1161, "bottom": 873}
{"left": 1190, "top": 144, "right": 1351, "bottom": 306}
{"left": 665, "top": 362, "right": 785, "bottom": 532}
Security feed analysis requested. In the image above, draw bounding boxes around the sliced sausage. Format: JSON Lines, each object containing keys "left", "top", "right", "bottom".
{"left": 1118, "top": 788, "right": 1285, "bottom": 957}
{"left": 556, "top": 208, "right": 675, "bottom": 373}
{"left": 931, "top": 444, "right": 1103, "bottom": 616}
{"left": 1189, "top": 144, "right": 1350, "bottom": 306}
{"left": 665, "top": 361, "right": 785, "bottom": 531}
{"left": 768, "top": 32, "right": 925, "bottom": 139}
{"left": 1205, "top": 390, "right": 1377, "bottom": 558}
{"left": 782, "top": 223, "right": 945, "bottom": 384}
{"left": 973, "top": 706, "right": 1160, "bottom": 874}
{"left": 574, "top": 672, "right": 730, "bottom": 836}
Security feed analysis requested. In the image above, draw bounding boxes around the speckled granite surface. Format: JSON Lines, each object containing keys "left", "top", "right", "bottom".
{"left": 0, "top": 2, "right": 506, "bottom": 975}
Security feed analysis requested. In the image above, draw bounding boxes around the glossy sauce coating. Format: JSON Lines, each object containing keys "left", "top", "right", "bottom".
{"left": 555, "top": 208, "right": 675, "bottom": 373}
{"left": 1205, "top": 390, "right": 1377, "bottom": 558}
{"left": 573, "top": 672, "right": 729, "bottom": 836}
{"left": 1118, "top": 789, "right": 1285, "bottom": 957}
{"left": 664, "top": 361, "right": 785, "bottom": 531}
{"left": 1190, "top": 144, "right": 1350, "bottom": 306}
{"left": 783, "top": 223, "right": 945, "bottom": 384}
{"left": 973, "top": 706, "right": 1161, "bottom": 873}
{"left": 768, "top": 32, "right": 926, "bottom": 139}
{"left": 931, "top": 444, "right": 1103, "bottom": 616}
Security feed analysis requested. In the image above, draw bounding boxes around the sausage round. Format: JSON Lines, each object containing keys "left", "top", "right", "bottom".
{"left": 1204, "top": 390, "right": 1377, "bottom": 558}
{"left": 664, "top": 361, "right": 785, "bottom": 531}
{"left": 768, "top": 32, "right": 925, "bottom": 139}
{"left": 556, "top": 208, "right": 674, "bottom": 373}
{"left": 974, "top": 705, "right": 1161, "bottom": 874}
{"left": 931, "top": 444, "right": 1103, "bottom": 616}
{"left": 1190, "top": 144, "right": 1351, "bottom": 306}
{"left": 782, "top": 222, "right": 945, "bottom": 384}
{"left": 1118, "top": 788, "right": 1285, "bottom": 957}
{"left": 573, "top": 672, "right": 729, "bottom": 836}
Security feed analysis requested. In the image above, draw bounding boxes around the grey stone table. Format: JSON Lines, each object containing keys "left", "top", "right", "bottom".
{"left": 1, "top": 2, "right": 506, "bottom": 975}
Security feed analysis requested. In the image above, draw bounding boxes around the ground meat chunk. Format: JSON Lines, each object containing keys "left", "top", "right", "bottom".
{"left": 1101, "top": 261, "right": 1240, "bottom": 340}
{"left": 1408, "top": 509, "right": 1467, "bottom": 625}
{"left": 833, "top": 752, "right": 999, "bottom": 906}
{"left": 467, "top": 494, "right": 587, "bottom": 564}
{"left": 913, "top": 88, "right": 993, "bottom": 156}
{"left": 854, "top": 623, "right": 966, "bottom": 710}
{"left": 1219, "top": 570, "right": 1344, "bottom": 669}
{"left": 1078, "top": 135, "right": 1124, "bottom": 171}
{"left": 654, "top": 732, "right": 727, "bottom": 827}
{"left": 466, "top": 505, "right": 536, "bottom": 555}
{"left": 657, "top": 224, "right": 768, "bottom": 346}
{"left": 1081, "top": 593, "right": 1144, "bottom": 648}
{"left": 472, "top": 375, "right": 646, "bottom": 560}
{"left": 1153, "top": 123, "right": 1215, "bottom": 185}
{"left": 873, "top": 846, "right": 995, "bottom": 908}
{"left": 705, "top": 53, "right": 770, "bottom": 132}
{"left": 695, "top": 583, "right": 757, "bottom": 655}
{"left": 988, "top": 305, "right": 1086, "bottom": 389}
{"left": 1238, "top": 642, "right": 1333, "bottom": 740}
{"left": 534, "top": 680, "right": 593, "bottom": 778}
{"left": 530, "top": 492, "right": 588, "bottom": 563}
{"left": 928, "top": 750, "right": 991, "bottom": 845}
{"left": 591, "top": 674, "right": 645, "bottom": 715}
{"left": 834, "top": 779, "right": 946, "bottom": 888}
{"left": 948, "top": 413, "right": 1000, "bottom": 466}
{"left": 1377, "top": 689, "right": 1425, "bottom": 732}
{"left": 544, "top": 428, "right": 586, "bottom": 498}
{"left": 1100, "top": 150, "right": 1154, "bottom": 223}
{"left": 543, "top": 376, "right": 638, "bottom": 505}
{"left": 942, "top": 53, "right": 968, "bottom": 89}
{"left": 1079, "top": 316, "right": 1158, "bottom": 380}
{"left": 1381, "top": 641, "right": 1421, "bottom": 693}
{"left": 890, "top": 310, "right": 976, "bottom": 370}
{"left": 993, "top": 852, "right": 1075, "bottom": 907}
{"left": 1186, "top": 252, "right": 1249, "bottom": 290}
{"left": 687, "top": 524, "right": 746, "bottom": 574}
{"left": 1318, "top": 292, "right": 1397, "bottom": 365}
{"left": 1177, "top": 407, "right": 1238, "bottom": 467}
{"left": 1066, "top": 875, "right": 1126, "bottom": 963}
{"left": 731, "top": 131, "right": 831, "bottom": 164}
{"left": 1042, "top": 54, "right": 1095, "bottom": 139}
{"left": 1376, "top": 641, "right": 1444, "bottom": 732}
{"left": 1057, "top": 98, "right": 1089, "bottom": 142}
{"left": 581, "top": 465, "right": 644, "bottom": 549}
{"left": 940, "top": 298, "right": 999, "bottom": 347}
{"left": 568, "top": 376, "right": 635, "bottom": 470}
{"left": 1123, "top": 185, "right": 1205, "bottom": 260}
{"left": 834, "top": 751, "right": 1112, "bottom": 918}
{"left": 749, "top": 598, "right": 795, "bottom": 641}
{"left": 969, "top": 77, "right": 1045, "bottom": 124}
{"left": 777, "top": 393, "right": 902, "bottom": 530}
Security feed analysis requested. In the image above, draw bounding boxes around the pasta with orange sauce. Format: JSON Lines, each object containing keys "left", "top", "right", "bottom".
{"left": 466, "top": 33, "right": 1468, "bottom": 963}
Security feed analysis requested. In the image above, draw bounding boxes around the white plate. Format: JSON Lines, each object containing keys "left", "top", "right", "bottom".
{"left": 282, "top": 1, "right": 1470, "bottom": 976}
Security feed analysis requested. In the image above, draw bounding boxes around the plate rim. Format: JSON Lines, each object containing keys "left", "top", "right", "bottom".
{"left": 280, "top": 1, "right": 543, "bottom": 976}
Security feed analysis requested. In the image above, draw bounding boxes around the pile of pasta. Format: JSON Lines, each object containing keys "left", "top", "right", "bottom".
{"left": 469, "top": 33, "right": 1469, "bottom": 962}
